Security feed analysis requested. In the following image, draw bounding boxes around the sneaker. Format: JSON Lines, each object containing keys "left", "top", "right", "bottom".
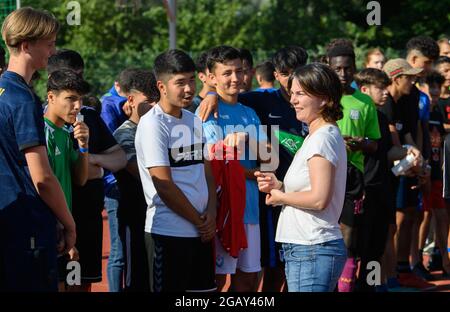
{"left": 428, "top": 249, "right": 443, "bottom": 272}
{"left": 397, "top": 272, "right": 437, "bottom": 291}
{"left": 412, "top": 262, "right": 435, "bottom": 281}
{"left": 423, "top": 241, "right": 435, "bottom": 256}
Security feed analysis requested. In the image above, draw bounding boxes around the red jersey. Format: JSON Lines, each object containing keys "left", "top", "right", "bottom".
{"left": 210, "top": 141, "right": 247, "bottom": 258}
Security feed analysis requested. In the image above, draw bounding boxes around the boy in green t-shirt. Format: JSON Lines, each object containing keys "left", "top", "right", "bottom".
{"left": 44, "top": 69, "right": 90, "bottom": 291}
{"left": 327, "top": 41, "right": 381, "bottom": 292}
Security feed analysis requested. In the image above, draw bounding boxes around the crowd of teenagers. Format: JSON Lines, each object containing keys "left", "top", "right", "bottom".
{"left": 1, "top": 7, "right": 450, "bottom": 293}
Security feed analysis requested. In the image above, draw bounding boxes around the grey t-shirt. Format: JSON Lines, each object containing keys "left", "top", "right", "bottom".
{"left": 113, "top": 120, "right": 137, "bottom": 162}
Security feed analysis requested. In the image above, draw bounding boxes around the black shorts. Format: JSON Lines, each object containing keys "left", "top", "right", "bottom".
{"left": 57, "top": 254, "right": 70, "bottom": 283}
{"left": 358, "top": 186, "right": 391, "bottom": 261}
{"left": 152, "top": 234, "right": 216, "bottom": 292}
{"left": 259, "top": 192, "right": 284, "bottom": 268}
{"left": 339, "top": 163, "right": 365, "bottom": 227}
{"left": 72, "top": 179, "right": 104, "bottom": 283}
{"left": 395, "top": 176, "right": 419, "bottom": 210}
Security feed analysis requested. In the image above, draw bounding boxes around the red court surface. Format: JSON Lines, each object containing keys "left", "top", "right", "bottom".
{"left": 92, "top": 210, "right": 450, "bottom": 292}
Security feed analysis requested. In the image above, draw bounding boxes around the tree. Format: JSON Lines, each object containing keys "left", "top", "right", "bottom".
{"left": 18, "top": 0, "right": 449, "bottom": 98}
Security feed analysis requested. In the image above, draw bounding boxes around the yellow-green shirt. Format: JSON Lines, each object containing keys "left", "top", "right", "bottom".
{"left": 336, "top": 90, "right": 381, "bottom": 172}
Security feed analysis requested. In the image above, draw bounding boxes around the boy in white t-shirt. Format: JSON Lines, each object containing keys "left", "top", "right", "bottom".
{"left": 135, "top": 49, "right": 216, "bottom": 292}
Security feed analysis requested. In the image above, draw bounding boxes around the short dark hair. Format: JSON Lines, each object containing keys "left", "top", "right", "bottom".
{"left": 47, "top": 69, "right": 90, "bottom": 95}
{"left": 288, "top": 63, "right": 343, "bottom": 122}
{"left": 326, "top": 43, "right": 356, "bottom": 64}
{"left": 435, "top": 56, "right": 450, "bottom": 67}
{"left": 122, "top": 69, "right": 159, "bottom": 102}
{"left": 117, "top": 68, "right": 139, "bottom": 93}
{"left": 326, "top": 38, "right": 354, "bottom": 53}
{"left": 195, "top": 50, "right": 210, "bottom": 74}
{"left": 255, "top": 61, "right": 275, "bottom": 83}
{"left": 207, "top": 45, "right": 241, "bottom": 73}
{"left": 238, "top": 48, "right": 253, "bottom": 68}
{"left": 271, "top": 46, "right": 308, "bottom": 73}
{"left": 417, "top": 70, "right": 445, "bottom": 87}
{"left": 82, "top": 95, "right": 102, "bottom": 114}
{"left": 47, "top": 49, "right": 84, "bottom": 75}
{"left": 354, "top": 68, "right": 391, "bottom": 89}
{"left": 406, "top": 36, "right": 440, "bottom": 61}
{"left": 154, "top": 49, "right": 196, "bottom": 81}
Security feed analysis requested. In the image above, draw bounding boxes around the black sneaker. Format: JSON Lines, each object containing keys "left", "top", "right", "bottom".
{"left": 413, "top": 262, "right": 435, "bottom": 281}
{"left": 428, "top": 249, "right": 443, "bottom": 272}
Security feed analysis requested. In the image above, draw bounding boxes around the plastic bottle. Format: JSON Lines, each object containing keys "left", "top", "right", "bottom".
{"left": 391, "top": 153, "right": 415, "bottom": 176}
{"left": 76, "top": 112, "right": 84, "bottom": 123}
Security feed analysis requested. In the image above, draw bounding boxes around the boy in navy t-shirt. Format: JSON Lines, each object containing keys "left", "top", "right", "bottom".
{"left": 0, "top": 8, "right": 75, "bottom": 291}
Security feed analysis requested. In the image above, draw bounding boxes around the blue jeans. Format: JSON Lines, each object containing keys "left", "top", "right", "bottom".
{"left": 105, "top": 184, "right": 125, "bottom": 292}
{"left": 283, "top": 239, "right": 347, "bottom": 292}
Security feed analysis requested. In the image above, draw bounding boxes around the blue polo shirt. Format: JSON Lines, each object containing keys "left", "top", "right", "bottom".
{"left": 0, "top": 71, "right": 57, "bottom": 290}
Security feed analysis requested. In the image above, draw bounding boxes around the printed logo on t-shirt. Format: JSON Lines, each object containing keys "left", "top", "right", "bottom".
{"left": 268, "top": 113, "right": 282, "bottom": 119}
{"left": 220, "top": 114, "right": 230, "bottom": 120}
{"left": 55, "top": 146, "right": 61, "bottom": 156}
{"left": 168, "top": 143, "right": 204, "bottom": 167}
{"left": 349, "top": 109, "right": 360, "bottom": 120}
{"left": 395, "top": 122, "right": 403, "bottom": 131}
{"left": 275, "top": 130, "right": 305, "bottom": 155}
{"left": 431, "top": 126, "right": 442, "bottom": 162}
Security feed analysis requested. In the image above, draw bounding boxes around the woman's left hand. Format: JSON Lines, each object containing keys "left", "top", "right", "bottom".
{"left": 266, "top": 189, "right": 284, "bottom": 206}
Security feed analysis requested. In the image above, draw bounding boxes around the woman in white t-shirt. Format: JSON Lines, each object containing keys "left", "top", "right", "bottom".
{"left": 255, "top": 63, "right": 348, "bottom": 292}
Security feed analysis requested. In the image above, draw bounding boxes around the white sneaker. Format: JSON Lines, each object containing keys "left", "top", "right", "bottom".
{"left": 423, "top": 241, "right": 435, "bottom": 256}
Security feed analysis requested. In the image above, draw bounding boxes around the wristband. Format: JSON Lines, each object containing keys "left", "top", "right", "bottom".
{"left": 79, "top": 147, "right": 88, "bottom": 154}
{"left": 277, "top": 181, "right": 283, "bottom": 190}
{"left": 206, "top": 91, "right": 218, "bottom": 96}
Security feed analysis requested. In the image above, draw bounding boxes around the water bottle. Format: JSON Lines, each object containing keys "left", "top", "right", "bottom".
{"left": 76, "top": 112, "right": 84, "bottom": 123}
{"left": 391, "top": 153, "right": 415, "bottom": 176}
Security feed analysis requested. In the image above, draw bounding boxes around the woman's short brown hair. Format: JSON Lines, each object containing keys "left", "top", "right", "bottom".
{"left": 2, "top": 7, "right": 59, "bottom": 54}
{"left": 288, "top": 63, "right": 343, "bottom": 122}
